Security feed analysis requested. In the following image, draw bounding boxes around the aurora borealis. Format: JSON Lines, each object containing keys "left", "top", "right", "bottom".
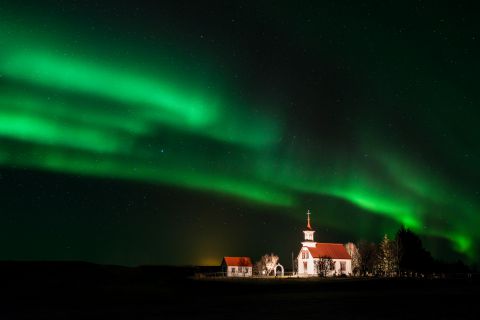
{"left": 1, "top": 1, "right": 479, "bottom": 266}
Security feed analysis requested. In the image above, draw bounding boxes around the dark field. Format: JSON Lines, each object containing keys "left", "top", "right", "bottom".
{"left": 0, "top": 262, "right": 478, "bottom": 319}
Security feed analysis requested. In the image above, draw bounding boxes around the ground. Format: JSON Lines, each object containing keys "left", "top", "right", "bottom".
{"left": 0, "top": 262, "right": 477, "bottom": 319}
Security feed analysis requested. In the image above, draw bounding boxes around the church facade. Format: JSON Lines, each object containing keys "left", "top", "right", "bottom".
{"left": 297, "top": 210, "right": 352, "bottom": 276}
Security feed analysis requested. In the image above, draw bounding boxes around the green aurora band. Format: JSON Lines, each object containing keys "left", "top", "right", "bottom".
{"left": 0, "top": 6, "right": 478, "bottom": 262}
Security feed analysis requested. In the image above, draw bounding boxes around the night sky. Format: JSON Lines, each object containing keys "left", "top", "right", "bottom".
{"left": 1, "top": 1, "right": 479, "bottom": 266}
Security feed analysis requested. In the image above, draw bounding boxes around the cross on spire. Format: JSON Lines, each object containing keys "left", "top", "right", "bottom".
{"left": 306, "top": 209, "right": 312, "bottom": 230}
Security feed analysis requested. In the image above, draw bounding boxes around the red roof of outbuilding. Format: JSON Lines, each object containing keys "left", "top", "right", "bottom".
{"left": 307, "top": 243, "right": 351, "bottom": 259}
{"left": 222, "top": 257, "right": 253, "bottom": 267}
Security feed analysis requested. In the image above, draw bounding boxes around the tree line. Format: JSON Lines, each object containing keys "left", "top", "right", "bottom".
{"left": 347, "top": 226, "right": 472, "bottom": 277}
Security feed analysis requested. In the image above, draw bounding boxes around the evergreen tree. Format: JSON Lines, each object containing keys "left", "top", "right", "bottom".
{"left": 396, "top": 226, "right": 433, "bottom": 275}
{"left": 377, "top": 234, "right": 398, "bottom": 277}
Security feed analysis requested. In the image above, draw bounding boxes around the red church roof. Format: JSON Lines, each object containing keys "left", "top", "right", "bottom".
{"left": 307, "top": 243, "right": 351, "bottom": 259}
{"left": 222, "top": 257, "right": 253, "bottom": 267}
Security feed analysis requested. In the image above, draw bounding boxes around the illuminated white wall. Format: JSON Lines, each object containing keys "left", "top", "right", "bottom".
{"left": 226, "top": 266, "right": 252, "bottom": 277}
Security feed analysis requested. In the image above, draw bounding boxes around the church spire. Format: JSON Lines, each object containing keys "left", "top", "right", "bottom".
{"left": 302, "top": 209, "right": 315, "bottom": 244}
{"left": 306, "top": 209, "right": 312, "bottom": 230}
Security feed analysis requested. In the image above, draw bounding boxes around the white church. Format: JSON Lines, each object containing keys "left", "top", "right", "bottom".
{"left": 297, "top": 210, "right": 352, "bottom": 276}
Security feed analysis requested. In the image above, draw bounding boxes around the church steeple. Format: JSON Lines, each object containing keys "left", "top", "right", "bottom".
{"left": 302, "top": 209, "right": 315, "bottom": 246}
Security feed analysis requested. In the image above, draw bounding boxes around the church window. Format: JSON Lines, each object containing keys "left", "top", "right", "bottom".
{"left": 303, "top": 261, "right": 307, "bottom": 271}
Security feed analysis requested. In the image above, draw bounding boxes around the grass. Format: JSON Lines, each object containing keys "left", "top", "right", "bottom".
{"left": 0, "top": 262, "right": 477, "bottom": 319}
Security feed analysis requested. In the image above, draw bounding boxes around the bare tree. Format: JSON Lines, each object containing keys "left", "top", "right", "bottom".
{"left": 357, "top": 240, "right": 377, "bottom": 276}
{"left": 256, "top": 253, "right": 279, "bottom": 276}
{"left": 315, "top": 256, "right": 334, "bottom": 277}
{"left": 254, "top": 260, "right": 263, "bottom": 276}
{"left": 345, "top": 242, "right": 361, "bottom": 276}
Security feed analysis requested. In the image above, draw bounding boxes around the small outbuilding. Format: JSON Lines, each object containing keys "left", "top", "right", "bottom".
{"left": 221, "top": 257, "right": 253, "bottom": 277}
